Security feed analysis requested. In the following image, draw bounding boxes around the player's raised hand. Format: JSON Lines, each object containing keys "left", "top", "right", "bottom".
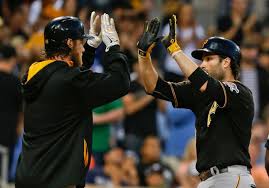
{"left": 137, "top": 17, "right": 160, "bottom": 58}
{"left": 101, "top": 13, "right": 120, "bottom": 52}
{"left": 161, "top": 15, "right": 181, "bottom": 55}
{"left": 87, "top": 11, "right": 102, "bottom": 48}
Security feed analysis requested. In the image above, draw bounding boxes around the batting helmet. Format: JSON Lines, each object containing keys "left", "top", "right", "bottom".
{"left": 191, "top": 37, "right": 241, "bottom": 64}
{"left": 44, "top": 16, "right": 91, "bottom": 52}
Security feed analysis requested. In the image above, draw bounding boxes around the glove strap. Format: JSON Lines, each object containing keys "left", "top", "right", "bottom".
{"left": 138, "top": 43, "right": 155, "bottom": 58}
{"left": 167, "top": 42, "right": 181, "bottom": 55}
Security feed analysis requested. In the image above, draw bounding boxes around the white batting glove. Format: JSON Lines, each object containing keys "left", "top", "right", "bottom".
{"left": 101, "top": 13, "right": 120, "bottom": 52}
{"left": 87, "top": 11, "right": 102, "bottom": 48}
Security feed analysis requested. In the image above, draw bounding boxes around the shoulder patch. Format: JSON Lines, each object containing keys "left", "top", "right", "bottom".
{"left": 223, "top": 82, "right": 239, "bottom": 93}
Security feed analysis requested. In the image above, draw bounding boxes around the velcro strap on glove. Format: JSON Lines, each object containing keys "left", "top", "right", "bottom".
{"left": 167, "top": 41, "right": 181, "bottom": 54}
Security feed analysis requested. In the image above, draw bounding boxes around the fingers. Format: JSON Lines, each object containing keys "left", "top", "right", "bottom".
{"left": 93, "top": 15, "right": 100, "bottom": 27}
{"left": 110, "top": 18, "right": 114, "bottom": 27}
{"left": 169, "top": 15, "right": 177, "bottom": 38}
{"left": 143, "top": 21, "right": 149, "bottom": 32}
{"left": 90, "top": 11, "right": 96, "bottom": 26}
{"left": 152, "top": 18, "right": 160, "bottom": 37}
{"left": 101, "top": 13, "right": 111, "bottom": 29}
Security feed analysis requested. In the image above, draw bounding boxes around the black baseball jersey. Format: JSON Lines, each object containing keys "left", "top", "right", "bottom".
{"left": 151, "top": 72, "right": 254, "bottom": 172}
{"left": 15, "top": 45, "right": 130, "bottom": 188}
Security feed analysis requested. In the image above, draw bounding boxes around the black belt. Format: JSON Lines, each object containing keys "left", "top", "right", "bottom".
{"left": 199, "top": 166, "right": 251, "bottom": 181}
{"left": 199, "top": 166, "right": 228, "bottom": 181}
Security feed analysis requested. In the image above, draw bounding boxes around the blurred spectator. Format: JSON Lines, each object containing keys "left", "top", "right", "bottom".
{"left": 177, "top": 138, "right": 200, "bottom": 188}
{"left": 263, "top": 104, "right": 269, "bottom": 133}
{"left": 217, "top": 0, "right": 262, "bottom": 45}
{"left": 240, "top": 38, "right": 269, "bottom": 120}
{"left": 249, "top": 122, "right": 269, "bottom": 188}
{"left": 161, "top": 3, "right": 205, "bottom": 81}
{"left": 0, "top": 44, "right": 23, "bottom": 181}
{"left": 144, "top": 162, "right": 173, "bottom": 188}
{"left": 92, "top": 99, "right": 124, "bottom": 166}
{"left": 161, "top": 0, "right": 181, "bottom": 25}
{"left": 163, "top": 103, "right": 196, "bottom": 159}
{"left": 136, "top": 136, "right": 176, "bottom": 186}
{"left": 123, "top": 60, "right": 165, "bottom": 152}
{"left": 86, "top": 147, "right": 139, "bottom": 186}
{"left": 259, "top": 48, "right": 269, "bottom": 72}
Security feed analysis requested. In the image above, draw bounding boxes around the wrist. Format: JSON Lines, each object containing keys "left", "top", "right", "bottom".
{"left": 105, "top": 41, "right": 120, "bottom": 52}
{"left": 171, "top": 49, "right": 183, "bottom": 58}
{"left": 138, "top": 50, "right": 151, "bottom": 60}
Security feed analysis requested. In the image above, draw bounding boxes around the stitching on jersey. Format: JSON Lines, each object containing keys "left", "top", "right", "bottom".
{"left": 168, "top": 82, "right": 178, "bottom": 107}
{"left": 218, "top": 81, "right": 227, "bottom": 108}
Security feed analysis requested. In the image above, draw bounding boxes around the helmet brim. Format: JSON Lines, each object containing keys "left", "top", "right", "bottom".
{"left": 191, "top": 49, "right": 214, "bottom": 60}
{"left": 81, "top": 34, "right": 93, "bottom": 40}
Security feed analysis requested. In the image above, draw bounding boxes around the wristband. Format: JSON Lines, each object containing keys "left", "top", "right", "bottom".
{"left": 188, "top": 67, "right": 209, "bottom": 90}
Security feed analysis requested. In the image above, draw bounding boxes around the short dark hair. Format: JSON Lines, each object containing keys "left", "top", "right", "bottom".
{"left": 219, "top": 55, "right": 240, "bottom": 80}
{"left": 44, "top": 39, "right": 71, "bottom": 58}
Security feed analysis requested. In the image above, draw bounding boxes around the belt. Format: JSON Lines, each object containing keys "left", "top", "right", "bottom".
{"left": 199, "top": 166, "right": 228, "bottom": 181}
{"left": 199, "top": 166, "right": 251, "bottom": 181}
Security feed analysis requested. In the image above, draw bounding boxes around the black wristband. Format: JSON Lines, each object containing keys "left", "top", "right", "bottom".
{"left": 188, "top": 67, "right": 209, "bottom": 90}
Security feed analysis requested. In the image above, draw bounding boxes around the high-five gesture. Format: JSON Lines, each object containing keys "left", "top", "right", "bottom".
{"left": 87, "top": 11, "right": 102, "bottom": 48}
{"left": 137, "top": 18, "right": 160, "bottom": 58}
{"left": 161, "top": 15, "right": 181, "bottom": 56}
{"left": 101, "top": 13, "right": 120, "bottom": 52}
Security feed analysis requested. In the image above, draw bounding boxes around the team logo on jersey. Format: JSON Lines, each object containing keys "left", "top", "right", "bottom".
{"left": 223, "top": 82, "right": 239, "bottom": 93}
{"left": 207, "top": 101, "right": 218, "bottom": 127}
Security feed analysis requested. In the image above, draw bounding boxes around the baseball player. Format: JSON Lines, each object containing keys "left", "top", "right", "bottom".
{"left": 15, "top": 12, "right": 130, "bottom": 188}
{"left": 137, "top": 16, "right": 256, "bottom": 187}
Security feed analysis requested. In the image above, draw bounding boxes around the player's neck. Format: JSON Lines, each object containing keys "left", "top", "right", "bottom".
{"left": 223, "top": 74, "right": 236, "bottom": 82}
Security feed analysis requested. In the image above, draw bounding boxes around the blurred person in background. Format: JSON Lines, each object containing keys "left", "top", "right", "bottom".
{"left": 136, "top": 136, "right": 176, "bottom": 186}
{"left": 177, "top": 138, "right": 200, "bottom": 188}
{"left": 0, "top": 44, "right": 23, "bottom": 181}
{"left": 86, "top": 147, "right": 139, "bottom": 186}
{"left": 217, "top": 0, "right": 262, "bottom": 45}
{"left": 161, "top": 3, "right": 205, "bottom": 82}
{"left": 162, "top": 102, "right": 196, "bottom": 160}
{"left": 259, "top": 48, "right": 269, "bottom": 72}
{"left": 144, "top": 162, "right": 173, "bottom": 188}
{"left": 249, "top": 121, "right": 269, "bottom": 188}
{"left": 123, "top": 60, "right": 165, "bottom": 152}
{"left": 91, "top": 99, "right": 124, "bottom": 166}
{"left": 240, "top": 38, "right": 269, "bottom": 120}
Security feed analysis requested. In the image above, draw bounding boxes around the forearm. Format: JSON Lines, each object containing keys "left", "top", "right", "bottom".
{"left": 93, "top": 108, "right": 124, "bottom": 125}
{"left": 124, "top": 95, "right": 154, "bottom": 115}
{"left": 138, "top": 55, "right": 158, "bottom": 93}
{"left": 173, "top": 51, "right": 199, "bottom": 77}
{"left": 220, "top": 25, "right": 240, "bottom": 40}
{"left": 82, "top": 43, "right": 96, "bottom": 69}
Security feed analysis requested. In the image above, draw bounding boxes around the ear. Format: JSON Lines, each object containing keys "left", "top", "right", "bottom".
{"left": 66, "top": 38, "right": 73, "bottom": 49}
{"left": 223, "top": 57, "right": 231, "bottom": 69}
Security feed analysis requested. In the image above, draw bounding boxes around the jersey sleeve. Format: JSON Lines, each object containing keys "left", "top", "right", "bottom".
{"left": 151, "top": 77, "right": 196, "bottom": 109}
{"left": 204, "top": 76, "right": 252, "bottom": 109}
